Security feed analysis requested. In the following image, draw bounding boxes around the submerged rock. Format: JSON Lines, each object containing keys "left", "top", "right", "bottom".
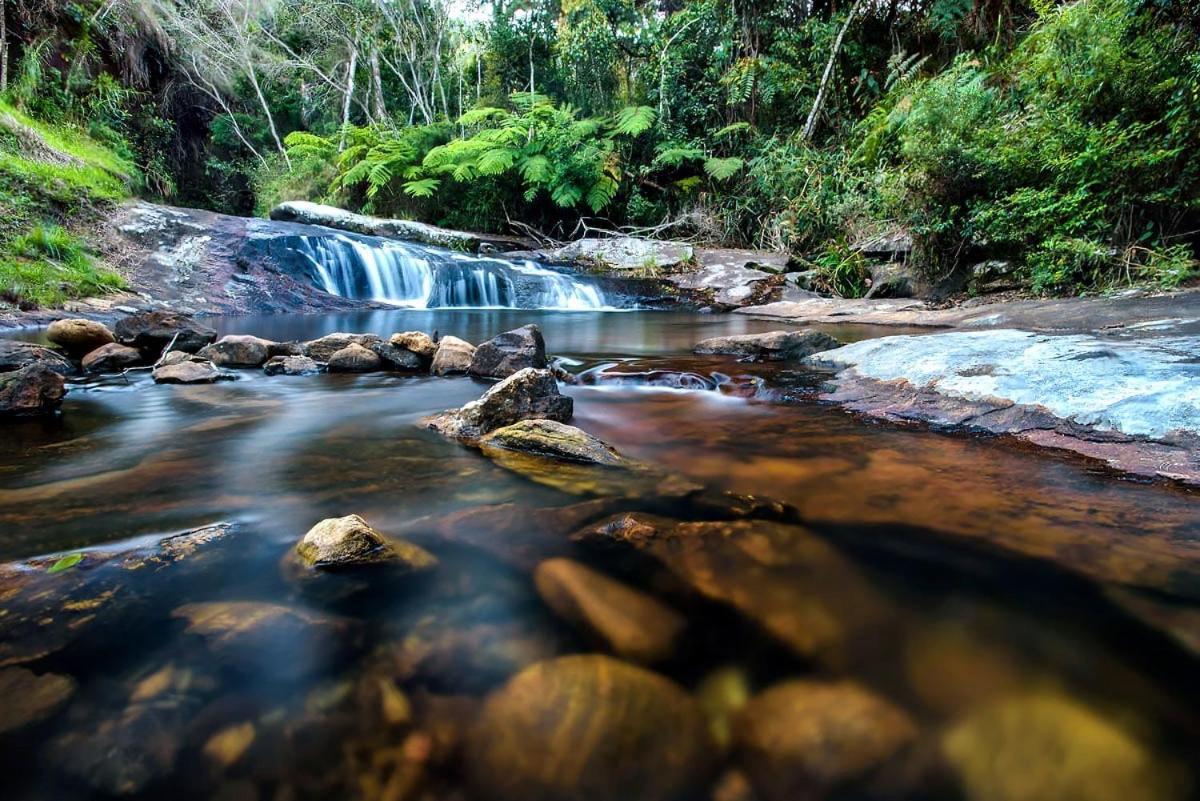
{"left": 197, "top": 334, "right": 276, "bottom": 367}
{"left": 0, "top": 340, "right": 74, "bottom": 375}
{"left": 114, "top": 310, "right": 217, "bottom": 353}
{"left": 390, "top": 331, "right": 438, "bottom": 360}
{"left": 0, "top": 667, "right": 76, "bottom": 734}
{"left": 48, "top": 699, "right": 186, "bottom": 795}
{"left": 0, "top": 363, "right": 66, "bottom": 415}
{"left": 534, "top": 558, "right": 685, "bottom": 664}
{"left": 466, "top": 655, "right": 716, "bottom": 801}
{"left": 942, "top": 692, "right": 1188, "bottom": 801}
{"left": 469, "top": 324, "right": 548, "bottom": 378}
{"left": 430, "top": 335, "right": 475, "bottom": 375}
{"left": 694, "top": 329, "right": 841, "bottom": 361}
{"left": 295, "top": 514, "right": 437, "bottom": 571}
{"left": 302, "top": 332, "right": 382, "bottom": 361}
{"left": 81, "top": 342, "right": 142, "bottom": 373}
{"left": 327, "top": 342, "right": 383, "bottom": 373}
{"left": 422, "top": 367, "right": 572, "bottom": 441}
{"left": 263, "top": 354, "right": 321, "bottom": 376}
{"left": 480, "top": 419, "right": 624, "bottom": 465}
{"left": 152, "top": 359, "right": 232, "bottom": 384}
{"left": 734, "top": 680, "right": 918, "bottom": 801}
{"left": 46, "top": 318, "right": 114, "bottom": 356}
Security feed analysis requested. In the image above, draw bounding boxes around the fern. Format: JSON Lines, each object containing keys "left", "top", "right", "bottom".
{"left": 403, "top": 178, "right": 441, "bottom": 198}
{"left": 714, "top": 122, "right": 752, "bottom": 139}
{"left": 611, "top": 106, "right": 656, "bottom": 137}
{"left": 550, "top": 182, "right": 584, "bottom": 207}
{"left": 704, "top": 157, "right": 744, "bottom": 181}
{"left": 586, "top": 176, "right": 619, "bottom": 212}
{"left": 654, "top": 145, "right": 705, "bottom": 167}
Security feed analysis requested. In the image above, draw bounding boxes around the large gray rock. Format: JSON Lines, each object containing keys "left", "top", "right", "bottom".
{"left": 0, "top": 340, "right": 74, "bottom": 375}
{"left": 46, "top": 318, "right": 115, "bottom": 356}
{"left": 469, "top": 324, "right": 547, "bottom": 378}
{"left": 302, "top": 332, "right": 381, "bottom": 361}
{"left": 550, "top": 237, "right": 694, "bottom": 272}
{"left": 431, "top": 336, "right": 475, "bottom": 375}
{"left": 423, "top": 368, "right": 573, "bottom": 441}
{"left": 0, "top": 364, "right": 66, "bottom": 415}
{"left": 327, "top": 342, "right": 382, "bottom": 373}
{"left": 152, "top": 359, "right": 232, "bottom": 384}
{"left": 271, "top": 201, "right": 497, "bottom": 251}
{"left": 695, "top": 330, "right": 841, "bottom": 361}
{"left": 114, "top": 310, "right": 217, "bottom": 354}
{"left": 197, "top": 334, "right": 275, "bottom": 367}
{"left": 81, "top": 342, "right": 143, "bottom": 373}
{"left": 369, "top": 341, "right": 424, "bottom": 371}
{"left": 665, "top": 257, "right": 775, "bottom": 307}
{"left": 263, "top": 355, "right": 321, "bottom": 376}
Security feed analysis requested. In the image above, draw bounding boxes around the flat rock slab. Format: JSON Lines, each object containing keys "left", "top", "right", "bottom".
{"left": 550, "top": 237, "right": 694, "bottom": 272}
{"left": 666, "top": 261, "right": 776, "bottom": 307}
{"left": 812, "top": 329, "right": 1200, "bottom": 485}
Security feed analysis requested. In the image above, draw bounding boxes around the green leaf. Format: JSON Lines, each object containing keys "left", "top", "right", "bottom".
{"left": 653, "top": 145, "right": 705, "bottom": 167}
{"left": 714, "top": 122, "right": 752, "bottom": 138}
{"left": 457, "top": 107, "right": 508, "bottom": 126}
{"left": 403, "top": 178, "right": 441, "bottom": 198}
{"left": 703, "top": 156, "right": 744, "bottom": 181}
{"left": 518, "top": 154, "right": 550, "bottom": 184}
{"left": 47, "top": 553, "right": 84, "bottom": 574}
{"left": 611, "top": 106, "right": 656, "bottom": 137}
{"left": 550, "top": 182, "right": 584, "bottom": 208}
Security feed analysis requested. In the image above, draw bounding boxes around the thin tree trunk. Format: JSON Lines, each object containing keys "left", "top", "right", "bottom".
{"left": 802, "top": 0, "right": 865, "bottom": 141}
{"left": 246, "top": 63, "right": 290, "bottom": 167}
{"left": 339, "top": 46, "right": 358, "bottom": 152}
{"left": 1, "top": 3, "right": 7, "bottom": 95}
{"left": 370, "top": 48, "right": 387, "bottom": 121}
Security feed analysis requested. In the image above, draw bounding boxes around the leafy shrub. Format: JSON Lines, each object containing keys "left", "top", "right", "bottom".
{"left": 0, "top": 226, "right": 125, "bottom": 308}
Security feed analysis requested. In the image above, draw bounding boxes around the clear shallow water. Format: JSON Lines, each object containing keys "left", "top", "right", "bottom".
{"left": 1, "top": 311, "right": 1198, "bottom": 801}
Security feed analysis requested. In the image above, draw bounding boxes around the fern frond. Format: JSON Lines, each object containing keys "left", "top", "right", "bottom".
{"left": 703, "top": 156, "right": 744, "bottom": 181}
{"left": 403, "top": 178, "right": 441, "bottom": 198}
{"left": 611, "top": 105, "right": 656, "bottom": 137}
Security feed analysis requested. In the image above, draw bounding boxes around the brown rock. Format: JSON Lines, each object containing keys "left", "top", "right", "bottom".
{"left": 295, "top": 514, "right": 437, "bottom": 571}
{"left": 152, "top": 359, "right": 232, "bottom": 384}
{"left": 114, "top": 310, "right": 217, "bottom": 353}
{"left": 469, "top": 324, "right": 548, "bottom": 378}
{"left": 0, "top": 363, "right": 66, "bottom": 415}
{"left": 422, "top": 368, "right": 572, "bottom": 441}
{"left": 534, "top": 558, "right": 685, "bottom": 663}
{"left": 466, "top": 655, "right": 716, "bottom": 801}
{"left": 303, "top": 332, "right": 381, "bottom": 361}
{"left": 480, "top": 419, "right": 623, "bottom": 465}
{"left": 197, "top": 334, "right": 276, "bottom": 367}
{"left": 46, "top": 318, "right": 114, "bottom": 356}
{"left": 430, "top": 335, "right": 475, "bottom": 375}
{"left": 327, "top": 342, "right": 382, "bottom": 373}
{"left": 0, "top": 340, "right": 74, "bottom": 375}
{"left": 0, "top": 667, "right": 76, "bottom": 733}
{"left": 390, "top": 331, "right": 438, "bottom": 360}
{"left": 734, "top": 680, "right": 918, "bottom": 801}
{"left": 694, "top": 330, "right": 840, "bottom": 361}
{"left": 81, "top": 342, "right": 143, "bottom": 372}
{"left": 263, "top": 354, "right": 321, "bottom": 376}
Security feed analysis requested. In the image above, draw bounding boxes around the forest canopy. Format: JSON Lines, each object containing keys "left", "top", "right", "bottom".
{"left": 3, "top": 0, "right": 1199, "bottom": 296}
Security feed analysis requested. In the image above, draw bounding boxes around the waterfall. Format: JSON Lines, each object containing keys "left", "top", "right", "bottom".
{"left": 290, "top": 233, "right": 611, "bottom": 310}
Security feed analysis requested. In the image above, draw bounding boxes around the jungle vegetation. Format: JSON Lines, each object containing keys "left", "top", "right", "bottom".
{"left": 1, "top": 0, "right": 1199, "bottom": 303}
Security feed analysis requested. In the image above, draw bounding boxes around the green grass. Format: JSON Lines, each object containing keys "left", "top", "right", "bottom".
{"left": 0, "top": 225, "right": 126, "bottom": 308}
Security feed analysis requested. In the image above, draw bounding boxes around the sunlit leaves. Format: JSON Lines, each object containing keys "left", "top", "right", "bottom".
{"left": 704, "top": 156, "right": 744, "bottom": 180}
{"left": 403, "top": 178, "right": 440, "bottom": 197}
{"left": 611, "top": 106, "right": 656, "bottom": 137}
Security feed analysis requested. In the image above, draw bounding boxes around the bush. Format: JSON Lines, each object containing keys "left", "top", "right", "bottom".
{"left": 0, "top": 226, "right": 125, "bottom": 308}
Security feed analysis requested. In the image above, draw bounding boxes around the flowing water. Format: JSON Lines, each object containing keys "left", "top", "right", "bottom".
{"left": 1, "top": 309, "right": 1199, "bottom": 801}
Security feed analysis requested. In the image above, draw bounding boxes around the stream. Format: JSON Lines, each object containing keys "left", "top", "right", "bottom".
{"left": 2, "top": 307, "right": 1199, "bottom": 801}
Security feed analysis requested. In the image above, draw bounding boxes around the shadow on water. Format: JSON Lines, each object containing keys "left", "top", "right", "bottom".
{"left": 0, "top": 310, "right": 1198, "bottom": 801}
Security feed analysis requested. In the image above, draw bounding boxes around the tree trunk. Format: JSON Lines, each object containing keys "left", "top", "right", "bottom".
{"left": 1, "top": 3, "right": 8, "bottom": 95}
{"left": 370, "top": 48, "right": 387, "bottom": 122}
{"left": 802, "top": 0, "right": 865, "bottom": 142}
{"left": 339, "top": 46, "right": 358, "bottom": 152}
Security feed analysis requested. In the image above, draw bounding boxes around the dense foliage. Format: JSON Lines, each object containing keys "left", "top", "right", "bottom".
{"left": 3, "top": 0, "right": 1199, "bottom": 301}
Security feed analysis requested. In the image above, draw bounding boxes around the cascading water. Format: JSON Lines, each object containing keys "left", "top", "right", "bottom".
{"left": 290, "top": 232, "right": 612, "bottom": 310}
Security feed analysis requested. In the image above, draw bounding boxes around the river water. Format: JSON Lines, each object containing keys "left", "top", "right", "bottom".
{"left": 1, "top": 309, "right": 1198, "bottom": 801}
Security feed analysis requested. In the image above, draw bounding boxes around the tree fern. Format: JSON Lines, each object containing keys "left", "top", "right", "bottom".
{"left": 704, "top": 156, "right": 744, "bottom": 181}
{"left": 403, "top": 178, "right": 440, "bottom": 198}
{"left": 611, "top": 106, "right": 656, "bottom": 137}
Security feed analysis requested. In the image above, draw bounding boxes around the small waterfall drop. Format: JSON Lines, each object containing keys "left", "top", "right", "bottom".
{"left": 291, "top": 233, "right": 612, "bottom": 310}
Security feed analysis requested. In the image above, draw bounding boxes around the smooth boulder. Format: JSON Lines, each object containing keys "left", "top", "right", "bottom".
{"left": 327, "top": 342, "right": 383, "bottom": 372}
{"left": 423, "top": 368, "right": 572, "bottom": 441}
{"left": 370, "top": 341, "right": 424, "bottom": 371}
{"left": 197, "top": 334, "right": 275, "bottom": 367}
{"left": 303, "top": 332, "right": 381, "bottom": 361}
{"left": 430, "top": 336, "right": 475, "bottom": 375}
{"left": 390, "top": 331, "right": 438, "bottom": 360}
{"left": 480, "top": 419, "right": 624, "bottom": 465}
{"left": 295, "top": 514, "right": 437, "bottom": 571}
{"left": 0, "top": 340, "right": 74, "bottom": 375}
{"left": 694, "top": 329, "right": 841, "bottom": 361}
{"left": 469, "top": 324, "right": 547, "bottom": 378}
{"left": 0, "top": 364, "right": 66, "bottom": 415}
{"left": 263, "top": 355, "right": 321, "bottom": 376}
{"left": 152, "top": 359, "right": 231, "bottom": 384}
{"left": 81, "top": 342, "right": 142, "bottom": 373}
{"left": 466, "top": 655, "right": 716, "bottom": 801}
{"left": 534, "top": 558, "right": 685, "bottom": 663}
{"left": 114, "top": 310, "right": 217, "bottom": 354}
{"left": 734, "top": 680, "right": 918, "bottom": 801}
{"left": 46, "top": 318, "right": 114, "bottom": 356}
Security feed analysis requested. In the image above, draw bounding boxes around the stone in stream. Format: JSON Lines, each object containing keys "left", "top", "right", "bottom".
{"left": 480, "top": 419, "right": 624, "bottom": 465}
{"left": 693, "top": 329, "right": 841, "bottom": 361}
{"left": 295, "top": 514, "right": 437, "bottom": 571}
{"left": 466, "top": 655, "right": 717, "bottom": 801}
{"left": 0, "top": 339, "right": 75, "bottom": 375}
{"left": 327, "top": 342, "right": 383, "bottom": 372}
{"left": 197, "top": 334, "right": 276, "bottom": 367}
{"left": 152, "top": 358, "right": 233, "bottom": 384}
{"left": 733, "top": 680, "right": 918, "bottom": 801}
{"left": 263, "top": 354, "right": 321, "bottom": 376}
{"left": 81, "top": 342, "right": 143, "bottom": 373}
{"left": 430, "top": 335, "right": 475, "bottom": 375}
{"left": 468, "top": 324, "right": 548, "bottom": 378}
{"left": 942, "top": 692, "right": 1188, "bottom": 801}
{"left": 302, "top": 332, "right": 381, "bottom": 361}
{"left": 0, "top": 363, "right": 66, "bottom": 415}
{"left": 0, "top": 667, "right": 76, "bottom": 734}
{"left": 390, "top": 330, "right": 438, "bottom": 361}
{"left": 422, "top": 367, "right": 572, "bottom": 441}
{"left": 114, "top": 310, "right": 217, "bottom": 354}
{"left": 534, "top": 557, "right": 685, "bottom": 664}
{"left": 46, "top": 318, "right": 115, "bottom": 356}
{"left": 370, "top": 340, "right": 425, "bottom": 371}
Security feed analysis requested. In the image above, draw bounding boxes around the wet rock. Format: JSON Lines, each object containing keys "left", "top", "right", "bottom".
{"left": 430, "top": 335, "right": 475, "bottom": 375}
{"left": 550, "top": 236, "right": 694, "bottom": 272}
{"left": 903, "top": 620, "right": 1026, "bottom": 716}
{"left": 0, "top": 363, "right": 66, "bottom": 415}
{"left": 48, "top": 701, "right": 185, "bottom": 795}
{"left": 0, "top": 667, "right": 76, "bottom": 733}
{"left": 370, "top": 340, "right": 425, "bottom": 371}
{"left": 734, "top": 680, "right": 918, "bottom": 801}
{"left": 302, "top": 332, "right": 381, "bottom": 361}
{"left": 574, "top": 516, "right": 890, "bottom": 668}
{"left": 533, "top": 558, "right": 685, "bottom": 664}
{"left": 152, "top": 359, "right": 232, "bottom": 384}
{"left": 172, "top": 602, "right": 356, "bottom": 679}
{"left": 422, "top": 368, "right": 572, "bottom": 441}
{"left": 197, "top": 334, "right": 276, "bottom": 367}
{"left": 469, "top": 324, "right": 548, "bottom": 378}
{"left": 327, "top": 342, "right": 383, "bottom": 373}
{"left": 390, "top": 330, "right": 438, "bottom": 360}
{"left": 943, "top": 692, "right": 1188, "bottom": 801}
{"left": 666, "top": 258, "right": 774, "bottom": 307}
{"left": 480, "top": 419, "right": 623, "bottom": 465}
{"left": 114, "top": 310, "right": 217, "bottom": 353}
{"left": 263, "top": 354, "right": 321, "bottom": 376}
{"left": 271, "top": 200, "right": 501, "bottom": 251}
{"left": 0, "top": 339, "right": 74, "bottom": 375}
{"left": 203, "top": 721, "right": 257, "bottom": 768}
{"left": 46, "top": 318, "right": 114, "bottom": 356}
{"left": 81, "top": 342, "right": 143, "bottom": 372}
{"left": 158, "top": 349, "right": 192, "bottom": 366}
{"left": 864, "top": 261, "right": 919, "bottom": 299}
{"left": 295, "top": 514, "right": 437, "bottom": 571}
{"left": 694, "top": 330, "right": 841, "bottom": 361}
{"left": 466, "top": 655, "right": 716, "bottom": 801}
